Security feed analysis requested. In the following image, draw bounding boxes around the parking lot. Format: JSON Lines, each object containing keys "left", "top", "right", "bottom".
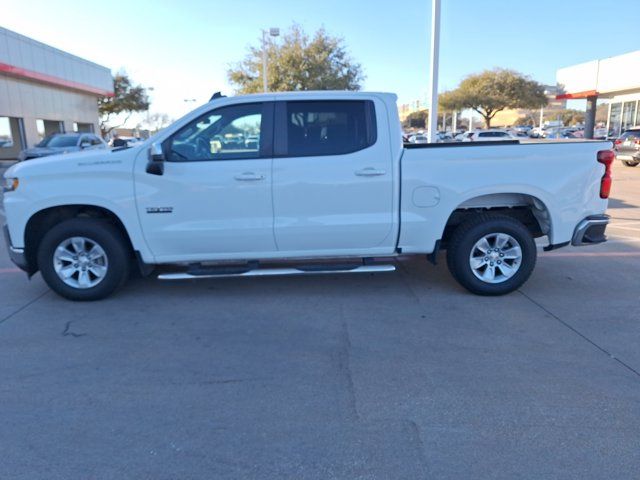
{"left": 1, "top": 160, "right": 639, "bottom": 479}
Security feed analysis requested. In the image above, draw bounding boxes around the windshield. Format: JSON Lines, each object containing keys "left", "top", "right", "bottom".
{"left": 37, "top": 135, "right": 79, "bottom": 148}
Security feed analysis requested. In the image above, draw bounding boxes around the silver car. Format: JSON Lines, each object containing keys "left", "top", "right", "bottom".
{"left": 18, "top": 133, "right": 107, "bottom": 161}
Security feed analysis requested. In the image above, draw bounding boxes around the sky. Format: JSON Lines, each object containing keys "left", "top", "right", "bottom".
{"left": 2, "top": 0, "right": 638, "bottom": 125}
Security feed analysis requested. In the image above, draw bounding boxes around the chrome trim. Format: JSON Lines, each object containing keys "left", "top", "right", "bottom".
{"left": 3, "top": 224, "right": 28, "bottom": 271}
{"left": 158, "top": 264, "right": 396, "bottom": 281}
{"left": 571, "top": 215, "right": 609, "bottom": 246}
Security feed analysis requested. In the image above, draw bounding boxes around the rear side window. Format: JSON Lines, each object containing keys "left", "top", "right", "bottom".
{"left": 284, "top": 100, "right": 376, "bottom": 157}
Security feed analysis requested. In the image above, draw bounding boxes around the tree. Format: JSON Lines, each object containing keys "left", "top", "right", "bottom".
{"left": 595, "top": 103, "right": 609, "bottom": 124}
{"left": 439, "top": 69, "right": 548, "bottom": 128}
{"left": 402, "top": 110, "right": 428, "bottom": 129}
{"left": 99, "top": 72, "right": 150, "bottom": 137}
{"left": 144, "top": 113, "right": 173, "bottom": 134}
{"left": 228, "top": 24, "right": 364, "bottom": 93}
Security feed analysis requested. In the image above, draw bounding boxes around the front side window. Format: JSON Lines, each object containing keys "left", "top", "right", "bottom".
{"left": 167, "top": 103, "right": 263, "bottom": 162}
{"left": 285, "top": 100, "right": 376, "bottom": 157}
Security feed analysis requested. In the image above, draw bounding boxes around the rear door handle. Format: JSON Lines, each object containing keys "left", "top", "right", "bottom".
{"left": 234, "top": 172, "right": 265, "bottom": 181}
{"left": 355, "top": 167, "right": 386, "bottom": 177}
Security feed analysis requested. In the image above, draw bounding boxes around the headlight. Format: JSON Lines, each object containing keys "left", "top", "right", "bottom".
{"left": 2, "top": 177, "right": 19, "bottom": 193}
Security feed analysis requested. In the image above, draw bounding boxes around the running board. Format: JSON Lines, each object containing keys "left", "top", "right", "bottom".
{"left": 157, "top": 264, "right": 396, "bottom": 281}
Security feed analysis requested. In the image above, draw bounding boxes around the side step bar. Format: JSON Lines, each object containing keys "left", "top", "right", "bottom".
{"left": 157, "top": 264, "right": 396, "bottom": 281}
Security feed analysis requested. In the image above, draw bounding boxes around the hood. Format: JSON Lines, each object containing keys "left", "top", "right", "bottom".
{"left": 21, "top": 146, "right": 81, "bottom": 157}
{"left": 6, "top": 147, "right": 139, "bottom": 179}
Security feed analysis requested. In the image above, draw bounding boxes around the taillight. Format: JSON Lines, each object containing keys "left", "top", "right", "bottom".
{"left": 597, "top": 150, "right": 614, "bottom": 199}
{"left": 614, "top": 139, "right": 622, "bottom": 145}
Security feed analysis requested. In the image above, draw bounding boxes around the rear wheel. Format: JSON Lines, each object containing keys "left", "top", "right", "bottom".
{"left": 622, "top": 160, "right": 639, "bottom": 167}
{"left": 446, "top": 214, "right": 537, "bottom": 296}
{"left": 37, "top": 218, "right": 130, "bottom": 301}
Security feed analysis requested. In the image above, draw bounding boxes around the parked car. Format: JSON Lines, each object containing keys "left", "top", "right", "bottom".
{"left": 455, "top": 131, "right": 474, "bottom": 142}
{"left": 408, "top": 134, "right": 429, "bottom": 144}
{"left": 545, "top": 128, "right": 579, "bottom": 139}
{"left": 18, "top": 133, "right": 106, "bottom": 161}
{"left": 513, "top": 125, "right": 532, "bottom": 135}
{"left": 244, "top": 135, "right": 260, "bottom": 149}
{"left": 461, "top": 129, "right": 518, "bottom": 142}
{"left": 614, "top": 127, "right": 640, "bottom": 167}
{"left": 437, "top": 132, "right": 454, "bottom": 143}
{"left": 593, "top": 127, "right": 608, "bottom": 140}
{"left": 2, "top": 91, "right": 613, "bottom": 300}
{"left": 108, "top": 136, "right": 144, "bottom": 148}
{"left": 529, "top": 127, "right": 544, "bottom": 138}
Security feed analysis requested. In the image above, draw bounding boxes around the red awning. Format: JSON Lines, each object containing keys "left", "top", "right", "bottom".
{"left": 0, "top": 61, "right": 114, "bottom": 97}
{"left": 556, "top": 90, "right": 598, "bottom": 100}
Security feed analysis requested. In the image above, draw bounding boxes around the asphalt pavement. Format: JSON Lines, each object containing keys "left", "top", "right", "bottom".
{"left": 1, "top": 161, "right": 640, "bottom": 479}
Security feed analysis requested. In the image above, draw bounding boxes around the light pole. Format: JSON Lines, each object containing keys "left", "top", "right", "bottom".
{"left": 426, "top": 0, "right": 441, "bottom": 143}
{"left": 262, "top": 27, "right": 280, "bottom": 92}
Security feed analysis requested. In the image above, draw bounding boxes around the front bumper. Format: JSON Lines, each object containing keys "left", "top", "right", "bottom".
{"left": 571, "top": 214, "right": 609, "bottom": 246}
{"left": 3, "top": 224, "right": 28, "bottom": 271}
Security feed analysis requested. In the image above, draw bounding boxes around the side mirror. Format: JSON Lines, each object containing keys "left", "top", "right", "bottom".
{"left": 146, "top": 142, "right": 165, "bottom": 176}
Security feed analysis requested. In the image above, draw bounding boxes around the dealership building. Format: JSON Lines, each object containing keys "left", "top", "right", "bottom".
{"left": 557, "top": 50, "right": 640, "bottom": 138}
{"left": 0, "top": 26, "right": 113, "bottom": 161}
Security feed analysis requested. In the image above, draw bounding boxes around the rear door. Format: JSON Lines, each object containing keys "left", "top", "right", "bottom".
{"left": 271, "top": 98, "right": 396, "bottom": 254}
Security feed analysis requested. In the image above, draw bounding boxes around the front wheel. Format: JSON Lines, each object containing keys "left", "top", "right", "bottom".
{"left": 37, "top": 218, "right": 131, "bottom": 301}
{"left": 446, "top": 215, "right": 537, "bottom": 296}
{"left": 622, "top": 160, "right": 639, "bottom": 167}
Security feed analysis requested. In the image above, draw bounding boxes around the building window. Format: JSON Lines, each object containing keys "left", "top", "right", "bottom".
{"left": 622, "top": 101, "right": 637, "bottom": 132}
{"left": 36, "top": 119, "right": 65, "bottom": 143}
{"left": 609, "top": 103, "right": 622, "bottom": 138}
{"left": 74, "top": 122, "right": 94, "bottom": 133}
{"left": 0, "top": 117, "right": 26, "bottom": 160}
{"left": 0, "top": 117, "right": 14, "bottom": 149}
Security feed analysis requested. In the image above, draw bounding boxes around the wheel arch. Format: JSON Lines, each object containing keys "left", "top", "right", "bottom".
{"left": 23, "top": 204, "right": 135, "bottom": 276}
{"left": 439, "top": 192, "right": 552, "bottom": 248}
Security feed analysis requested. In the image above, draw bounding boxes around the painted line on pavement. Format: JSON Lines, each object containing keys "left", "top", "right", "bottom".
{"left": 541, "top": 251, "right": 640, "bottom": 258}
{"left": 609, "top": 225, "right": 640, "bottom": 232}
{"left": 0, "top": 268, "right": 22, "bottom": 273}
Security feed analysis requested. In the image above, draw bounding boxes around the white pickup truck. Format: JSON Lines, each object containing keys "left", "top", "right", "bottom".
{"left": 2, "top": 91, "right": 613, "bottom": 301}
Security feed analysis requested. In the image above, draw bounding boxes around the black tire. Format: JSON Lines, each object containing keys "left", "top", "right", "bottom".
{"left": 37, "top": 218, "right": 130, "bottom": 301}
{"left": 622, "top": 160, "right": 639, "bottom": 167}
{"left": 446, "top": 214, "right": 537, "bottom": 296}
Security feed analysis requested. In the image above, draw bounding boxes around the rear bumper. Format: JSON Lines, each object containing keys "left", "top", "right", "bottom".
{"left": 571, "top": 214, "right": 609, "bottom": 246}
{"left": 3, "top": 224, "right": 28, "bottom": 271}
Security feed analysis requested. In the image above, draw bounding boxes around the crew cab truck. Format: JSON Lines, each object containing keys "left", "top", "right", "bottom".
{"left": 2, "top": 91, "right": 613, "bottom": 301}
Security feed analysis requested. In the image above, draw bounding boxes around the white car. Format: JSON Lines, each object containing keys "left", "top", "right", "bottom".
{"left": 455, "top": 131, "right": 474, "bottom": 142}
{"left": 2, "top": 91, "right": 613, "bottom": 300}
{"left": 408, "top": 134, "right": 429, "bottom": 144}
{"left": 461, "top": 129, "right": 518, "bottom": 142}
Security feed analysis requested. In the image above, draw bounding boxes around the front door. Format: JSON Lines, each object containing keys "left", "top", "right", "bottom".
{"left": 135, "top": 102, "right": 276, "bottom": 262}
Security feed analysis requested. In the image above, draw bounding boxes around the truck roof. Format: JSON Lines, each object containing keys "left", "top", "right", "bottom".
{"left": 209, "top": 90, "right": 398, "bottom": 104}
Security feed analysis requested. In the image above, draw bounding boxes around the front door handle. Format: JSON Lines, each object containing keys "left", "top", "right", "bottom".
{"left": 355, "top": 167, "right": 386, "bottom": 177}
{"left": 234, "top": 172, "right": 265, "bottom": 181}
